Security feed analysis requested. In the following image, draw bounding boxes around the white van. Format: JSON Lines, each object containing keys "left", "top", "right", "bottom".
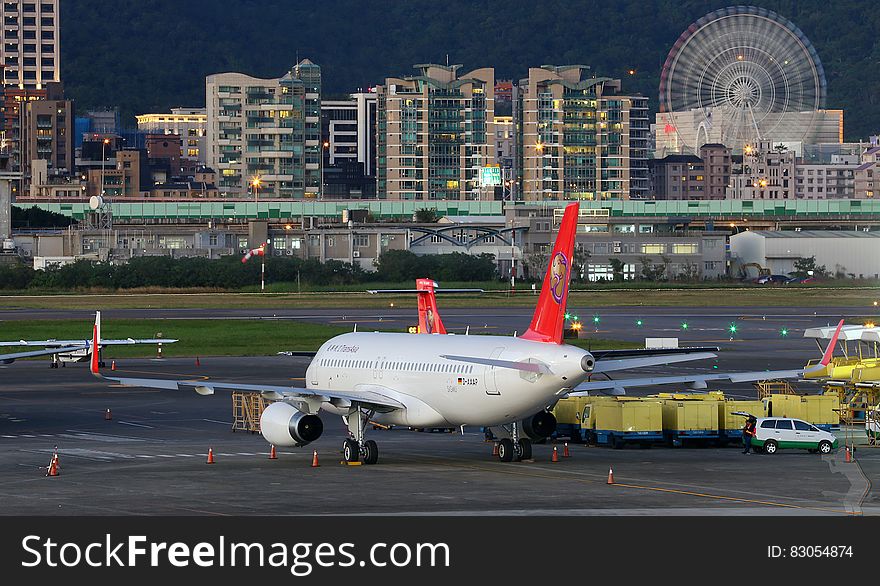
{"left": 752, "top": 417, "right": 838, "bottom": 455}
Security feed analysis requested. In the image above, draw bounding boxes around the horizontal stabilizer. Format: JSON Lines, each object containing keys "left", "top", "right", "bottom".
{"left": 591, "top": 352, "right": 717, "bottom": 374}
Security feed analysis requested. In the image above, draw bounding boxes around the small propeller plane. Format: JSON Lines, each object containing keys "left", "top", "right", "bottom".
{"left": 0, "top": 311, "right": 177, "bottom": 368}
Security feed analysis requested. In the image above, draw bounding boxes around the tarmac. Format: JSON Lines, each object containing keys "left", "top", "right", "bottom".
{"left": 0, "top": 306, "right": 877, "bottom": 516}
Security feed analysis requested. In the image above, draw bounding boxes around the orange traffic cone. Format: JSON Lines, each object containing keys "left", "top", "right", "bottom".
{"left": 563, "top": 442, "right": 571, "bottom": 457}
{"left": 269, "top": 445, "right": 277, "bottom": 460}
{"left": 110, "top": 360, "right": 116, "bottom": 371}
{"left": 845, "top": 447, "right": 852, "bottom": 463}
{"left": 206, "top": 448, "right": 215, "bottom": 464}
{"left": 551, "top": 446, "right": 559, "bottom": 462}
{"left": 195, "top": 356, "right": 201, "bottom": 367}
{"left": 46, "top": 447, "right": 59, "bottom": 477}
{"left": 492, "top": 442, "right": 499, "bottom": 456}
{"left": 104, "top": 408, "right": 112, "bottom": 421}
{"left": 607, "top": 467, "right": 615, "bottom": 484}
{"left": 311, "top": 450, "right": 320, "bottom": 467}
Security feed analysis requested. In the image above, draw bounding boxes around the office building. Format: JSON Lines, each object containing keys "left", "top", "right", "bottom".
{"left": 136, "top": 107, "right": 207, "bottom": 164}
{"left": 0, "top": 0, "right": 59, "bottom": 89}
{"left": 794, "top": 155, "right": 858, "bottom": 199}
{"left": 206, "top": 59, "right": 321, "bottom": 198}
{"left": 320, "top": 92, "right": 377, "bottom": 198}
{"left": 514, "top": 65, "right": 648, "bottom": 201}
{"left": 376, "top": 63, "right": 495, "bottom": 200}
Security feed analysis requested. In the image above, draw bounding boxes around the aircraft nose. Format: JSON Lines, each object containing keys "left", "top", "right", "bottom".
{"left": 580, "top": 354, "right": 595, "bottom": 372}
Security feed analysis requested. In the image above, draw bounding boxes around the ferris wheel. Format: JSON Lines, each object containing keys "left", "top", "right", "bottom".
{"left": 659, "top": 5, "right": 826, "bottom": 153}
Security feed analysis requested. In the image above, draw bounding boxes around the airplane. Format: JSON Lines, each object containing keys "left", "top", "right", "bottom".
{"left": 0, "top": 311, "right": 177, "bottom": 368}
{"left": 91, "top": 202, "right": 723, "bottom": 464}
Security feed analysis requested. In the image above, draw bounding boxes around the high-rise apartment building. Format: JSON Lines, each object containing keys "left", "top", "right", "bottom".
{"left": 206, "top": 60, "right": 321, "bottom": 198}
{"left": 0, "top": 0, "right": 59, "bottom": 89}
{"left": 377, "top": 64, "right": 494, "bottom": 200}
{"left": 514, "top": 65, "right": 648, "bottom": 200}
{"left": 21, "top": 96, "right": 71, "bottom": 177}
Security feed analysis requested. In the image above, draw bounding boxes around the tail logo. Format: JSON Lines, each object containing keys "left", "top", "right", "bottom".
{"left": 550, "top": 252, "right": 569, "bottom": 304}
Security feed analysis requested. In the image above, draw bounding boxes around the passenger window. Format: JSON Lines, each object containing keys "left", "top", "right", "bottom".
{"left": 794, "top": 421, "right": 812, "bottom": 431}
{"left": 760, "top": 420, "right": 776, "bottom": 429}
{"left": 775, "top": 420, "right": 793, "bottom": 430}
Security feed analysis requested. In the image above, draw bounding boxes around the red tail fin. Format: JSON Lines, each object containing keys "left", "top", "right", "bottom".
{"left": 818, "top": 319, "right": 844, "bottom": 367}
{"left": 416, "top": 278, "right": 447, "bottom": 334}
{"left": 520, "top": 202, "right": 579, "bottom": 344}
{"left": 90, "top": 320, "right": 100, "bottom": 375}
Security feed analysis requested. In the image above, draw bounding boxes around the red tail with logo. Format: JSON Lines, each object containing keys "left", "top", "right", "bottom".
{"left": 416, "top": 279, "right": 447, "bottom": 334}
{"left": 520, "top": 202, "right": 579, "bottom": 344}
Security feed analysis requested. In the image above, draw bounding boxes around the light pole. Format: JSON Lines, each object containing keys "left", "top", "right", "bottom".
{"left": 100, "top": 137, "right": 110, "bottom": 197}
{"left": 321, "top": 140, "right": 330, "bottom": 200}
{"left": 251, "top": 175, "right": 262, "bottom": 203}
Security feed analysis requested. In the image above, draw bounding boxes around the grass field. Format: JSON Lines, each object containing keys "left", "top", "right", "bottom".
{"left": 1, "top": 286, "right": 880, "bottom": 310}
{"left": 0, "top": 318, "right": 638, "bottom": 358}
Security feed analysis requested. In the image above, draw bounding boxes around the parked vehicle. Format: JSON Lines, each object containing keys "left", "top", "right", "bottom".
{"left": 751, "top": 417, "right": 838, "bottom": 455}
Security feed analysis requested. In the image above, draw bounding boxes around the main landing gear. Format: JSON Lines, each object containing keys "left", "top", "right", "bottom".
{"left": 495, "top": 423, "right": 532, "bottom": 462}
{"left": 342, "top": 407, "right": 379, "bottom": 465}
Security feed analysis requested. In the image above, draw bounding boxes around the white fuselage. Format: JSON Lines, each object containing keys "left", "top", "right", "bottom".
{"left": 305, "top": 332, "right": 592, "bottom": 428}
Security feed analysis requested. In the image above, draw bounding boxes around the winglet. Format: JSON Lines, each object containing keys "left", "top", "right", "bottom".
{"left": 520, "top": 202, "right": 579, "bottom": 344}
{"left": 90, "top": 312, "right": 100, "bottom": 376}
{"left": 818, "top": 319, "right": 845, "bottom": 367}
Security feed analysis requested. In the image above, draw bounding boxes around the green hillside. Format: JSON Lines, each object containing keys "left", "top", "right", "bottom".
{"left": 61, "top": 0, "right": 879, "bottom": 139}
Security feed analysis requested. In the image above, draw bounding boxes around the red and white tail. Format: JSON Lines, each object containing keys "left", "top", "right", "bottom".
{"left": 90, "top": 311, "right": 101, "bottom": 375}
{"left": 520, "top": 202, "right": 579, "bottom": 344}
{"left": 818, "top": 319, "right": 844, "bottom": 368}
{"left": 416, "top": 278, "right": 447, "bottom": 334}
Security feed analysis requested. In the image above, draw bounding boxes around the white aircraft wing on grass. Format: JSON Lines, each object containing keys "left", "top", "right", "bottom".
{"left": 0, "top": 345, "right": 88, "bottom": 364}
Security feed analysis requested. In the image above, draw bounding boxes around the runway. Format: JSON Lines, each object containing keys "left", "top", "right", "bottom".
{"left": 1, "top": 351, "right": 877, "bottom": 516}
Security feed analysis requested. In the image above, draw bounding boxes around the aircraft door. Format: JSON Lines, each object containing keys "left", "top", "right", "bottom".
{"left": 374, "top": 356, "right": 386, "bottom": 381}
{"left": 484, "top": 347, "right": 505, "bottom": 396}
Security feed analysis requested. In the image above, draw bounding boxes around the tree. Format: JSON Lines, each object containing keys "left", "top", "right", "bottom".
{"left": 414, "top": 208, "right": 439, "bottom": 223}
{"left": 677, "top": 262, "right": 701, "bottom": 281}
{"left": 523, "top": 250, "right": 550, "bottom": 281}
{"left": 638, "top": 256, "right": 668, "bottom": 281}
{"left": 571, "top": 245, "right": 591, "bottom": 283}
{"left": 609, "top": 257, "right": 625, "bottom": 282}
{"left": 791, "top": 256, "right": 828, "bottom": 279}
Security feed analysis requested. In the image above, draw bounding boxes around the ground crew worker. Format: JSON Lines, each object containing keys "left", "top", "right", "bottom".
{"left": 742, "top": 416, "right": 757, "bottom": 454}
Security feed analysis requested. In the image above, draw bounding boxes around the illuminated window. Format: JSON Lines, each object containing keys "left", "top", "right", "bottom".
{"left": 446, "top": 180, "right": 459, "bottom": 189}
{"left": 221, "top": 169, "right": 236, "bottom": 176}
{"left": 641, "top": 244, "right": 665, "bottom": 254}
{"left": 673, "top": 243, "right": 698, "bottom": 255}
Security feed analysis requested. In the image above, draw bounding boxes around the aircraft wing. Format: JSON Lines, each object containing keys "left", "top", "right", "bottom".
{"left": 0, "top": 338, "right": 178, "bottom": 347}
{"left": 591, "top": 351, "right": 717, "bottom": 374}
{"left": 0, "top": 345, "right": 88, "bottom": 363}
{"left": 101, "top": 374, "right": 404, "bottom": 412}
{"left": 569, "top": 368, "right": 807, "bottom": 395}
{"left": 590, "top": 347, "right": 719, "bottom": 360}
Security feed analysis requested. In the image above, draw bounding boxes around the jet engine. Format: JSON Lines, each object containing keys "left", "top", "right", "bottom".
{"left": 260, "top": 402, "right": 324, "bottom": 447}
{"left": 522, "top": 410, "right": 557, "bottom": 440}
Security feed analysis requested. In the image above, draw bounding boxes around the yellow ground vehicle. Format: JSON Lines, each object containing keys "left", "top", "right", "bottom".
{"left": 585, "top": 399, "right": 663, "bottom": 448}
{"left": 762, "top": 393, "right": 840, "bottom": 430}
{"left": 655, "top": 396, "right": 721, "bottom": 446}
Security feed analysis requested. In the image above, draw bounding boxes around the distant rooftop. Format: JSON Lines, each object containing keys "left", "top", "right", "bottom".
{"left": 743, "top": 230, "right": 880, "bottom": 238}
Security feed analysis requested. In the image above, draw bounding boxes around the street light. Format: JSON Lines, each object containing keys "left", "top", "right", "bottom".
{"left": 100, "top": 137, "right": 110, "bottom": 197}
{"left": 321, "top": 140, "right": 330, "bottom": 200}
{"left": 251, "top": 175, "right": 262, "bottom": 203}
